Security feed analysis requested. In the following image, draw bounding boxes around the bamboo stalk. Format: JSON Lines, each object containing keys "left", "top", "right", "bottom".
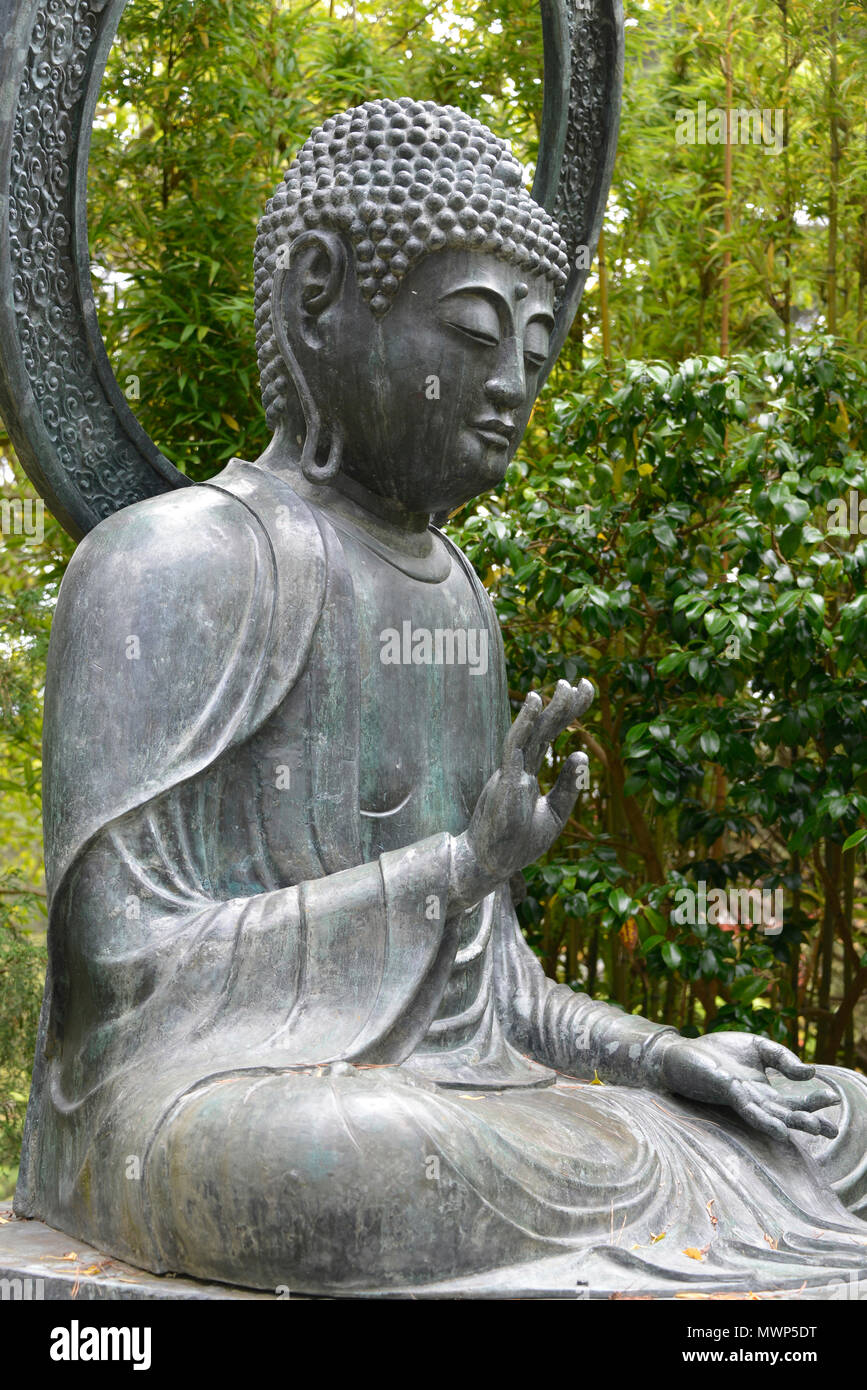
{"left": 720, "top": 1, "right": 733, "bottom": 356}
{"left": 827, "top": 1, "right": 840, "bottom": 334}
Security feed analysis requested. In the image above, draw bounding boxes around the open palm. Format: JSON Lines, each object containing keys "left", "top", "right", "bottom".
{"left": 657, "top": 1032, "right": 840, "bottom": 1142}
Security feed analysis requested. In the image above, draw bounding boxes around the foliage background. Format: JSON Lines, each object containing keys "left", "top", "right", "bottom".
{"left": 1, "top": 0, "right": 865, "bottom": 1192}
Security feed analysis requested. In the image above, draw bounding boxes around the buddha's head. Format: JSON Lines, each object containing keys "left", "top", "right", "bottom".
{"left": 254, "top": 99, "right": 569, "bottom": 518}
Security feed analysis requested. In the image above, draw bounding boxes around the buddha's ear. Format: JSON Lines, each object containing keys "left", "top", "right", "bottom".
{"left": 272, "top": 231, "right": 347, "bottom": 350}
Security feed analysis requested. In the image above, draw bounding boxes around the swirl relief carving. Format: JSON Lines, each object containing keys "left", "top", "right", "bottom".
{"left": 8, "top": 0, "right": 174, "bottom": 533}
{"left": 553, "top": 0, "right": 619, "bottom": 268}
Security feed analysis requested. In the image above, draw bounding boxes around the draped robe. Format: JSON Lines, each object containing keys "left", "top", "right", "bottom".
{"left": 15, "top": 458, "right": 867, "bottom": 1297}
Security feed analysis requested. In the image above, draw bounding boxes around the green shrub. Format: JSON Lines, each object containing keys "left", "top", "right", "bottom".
{"left": 451, "top": 343, "right": 867, "bottom": 1063}
{"left": 0, "top": 880, "right": 46, "bottom": 1183}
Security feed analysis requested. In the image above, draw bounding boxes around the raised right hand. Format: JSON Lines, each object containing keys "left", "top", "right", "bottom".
{"left": 451, "top": 679, "right": 594, "bottom": 908}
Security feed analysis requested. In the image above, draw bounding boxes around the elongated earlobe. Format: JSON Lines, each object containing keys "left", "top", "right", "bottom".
{"left": 270, "top": 233, "right": 346, "bottom": 484}
{"left": 300, "top": 419, "right": 343, "bottom": 484}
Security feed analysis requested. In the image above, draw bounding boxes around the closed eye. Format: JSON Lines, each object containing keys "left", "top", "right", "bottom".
{"left": 446, "top": 321, "right": 500, "bottom": 347}
{"left": 437, "top": 291, "right": 501, "bottom": 348}
{"left": 524, "top": 320, "right": 551, "bottom": 370}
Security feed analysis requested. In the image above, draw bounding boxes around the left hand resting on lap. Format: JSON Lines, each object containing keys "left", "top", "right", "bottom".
{"left": 654, "top": 1032, "right": 840, "bottom": 1142}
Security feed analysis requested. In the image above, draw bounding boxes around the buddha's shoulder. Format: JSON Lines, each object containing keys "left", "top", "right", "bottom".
{"left": 65, "top": 470, "right": 320, "bottom": 596}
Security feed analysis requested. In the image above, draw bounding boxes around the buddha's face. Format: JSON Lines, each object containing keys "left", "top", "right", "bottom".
{"left": 283, "top": 241, "right": 556, "bottom": 517}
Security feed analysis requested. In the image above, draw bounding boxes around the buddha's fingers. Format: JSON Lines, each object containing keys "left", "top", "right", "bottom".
{"left": 756, "top": 1037, "right": 814, "bottom": 1080}
{"left": 503, "top": 692, "right": 543, "bottom": 767}
{"left": 523, "top": 680, "right": 581, "bottom": 773}
{"left": 546, "top": 753, "right": 588, "bottom": 826}
{"left": 738, "top": 1098, "right": 790, "bottom": 1144}
{"left": 784, "top": 1110, "right": 839, "bottom": 1140}
{"left": 737, "top": 1079, "right": 839, "bottom": 1141}
{"left": 572, "top": 678, "right": 595, "bottom": 721}
{"left": 762, "top": 1082, "right": 841, "bottom": 1114}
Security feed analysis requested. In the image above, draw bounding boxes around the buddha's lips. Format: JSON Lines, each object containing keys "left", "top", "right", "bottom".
{"left": 472, "top": 418, "right": 516, "bottom": 445}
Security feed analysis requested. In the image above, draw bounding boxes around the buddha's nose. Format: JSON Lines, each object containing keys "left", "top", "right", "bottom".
{"left": 484, "top": 335, "right": 526, "bottom": 409}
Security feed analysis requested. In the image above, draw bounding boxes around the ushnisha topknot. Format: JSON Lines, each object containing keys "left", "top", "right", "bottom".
{"left": 254, "top": 97, "right": 570, "bottom": 430}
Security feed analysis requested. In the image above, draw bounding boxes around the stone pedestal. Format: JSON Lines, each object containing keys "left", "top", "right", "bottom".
{"left": 0, "top": 1209, "right": 274, "bottom": 1301}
